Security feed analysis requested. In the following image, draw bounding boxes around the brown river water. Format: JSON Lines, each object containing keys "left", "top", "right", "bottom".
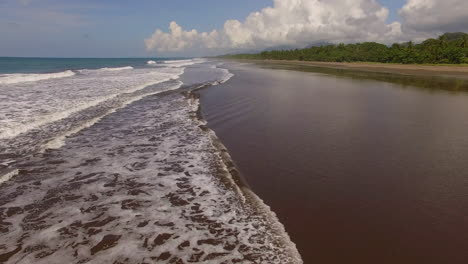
{"left": 199, "top": 61, "right": 468, "bottom": 264}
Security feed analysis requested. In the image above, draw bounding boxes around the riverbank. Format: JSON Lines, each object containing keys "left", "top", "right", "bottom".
{"left": 235, "top": 59, "right": 468, "bottom": 78}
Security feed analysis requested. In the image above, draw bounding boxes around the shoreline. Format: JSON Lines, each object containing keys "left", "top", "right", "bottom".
{"left": 233, "top": 59, "right": 468, "bottom": 78}
{"left": 184, "top": 86, "right": 250, "bottom": 190}
{"left": 0, "top": 78, "right": 303, "bottom": 263}
{"left": 185, "top": 84, "right": 303, "bottom": 263}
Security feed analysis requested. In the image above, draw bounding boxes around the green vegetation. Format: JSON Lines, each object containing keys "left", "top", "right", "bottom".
{"left": 225, "top": 33, "right": 468, "bottom": 64}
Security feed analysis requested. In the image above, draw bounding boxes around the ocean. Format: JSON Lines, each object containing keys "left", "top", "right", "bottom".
{"left": 0, "top": 58, "right": 302, "bottom": 263}
{"left": 0, "top": 58, "right": 182, "bottom": 74}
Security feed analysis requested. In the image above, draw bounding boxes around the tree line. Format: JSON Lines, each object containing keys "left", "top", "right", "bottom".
{"left": 224, "top": 33, "right": 468, "bottom": 64}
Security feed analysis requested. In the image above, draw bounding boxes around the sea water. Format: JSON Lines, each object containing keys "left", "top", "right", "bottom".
{"left": 0, "top": 57, "right": 302, "bottom": 263}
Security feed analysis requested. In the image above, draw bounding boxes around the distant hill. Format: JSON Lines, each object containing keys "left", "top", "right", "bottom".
{"left": 440, "top": 32, "right": 468, "bottom": 41}
{"left": 262, "top": 42, "right": 332, "bottom": 52}
{"left": 305, "top": 42, "right": 333, "bottom": 49}
{"left": 262, "top": 45, "right": 302, "bottom": 52}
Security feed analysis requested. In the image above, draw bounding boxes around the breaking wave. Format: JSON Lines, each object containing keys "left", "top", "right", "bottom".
{"left": 0, "top": 59, "right": 302, "bottom": 263}
{"left": 0, "top": 169, "right": 19, "bottom": 185}
{"left": 77, "top": 66, "right": 134, "bottom": 74}
{"left": 163, "top": 58, "right": 207, "bottom": 68}
{"left": 98, "top": 66, "right": 134, "bottom": 71}
{"left": 0, "top": 70, "right": 76, "bottom": 85}
{"left": 0, "top": 67, "right": 183, "bottom": 140}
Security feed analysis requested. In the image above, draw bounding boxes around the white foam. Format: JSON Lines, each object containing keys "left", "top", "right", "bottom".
{"left": 0, "top": 70, "right": 75, "bottom": 85}
{"left": 163, "top": 58, "right": 207, "bottom": 68}
{"left": 0, "top": 98, "right": 109, "bottom": 140}
{"left": 78, "top": 66, "right": 134, "bottom": 74}
{"left": 42, "top": 115, "right": 107, "bottom": 150}
{"left": 98, "top": 66, "right": 134, "bottom": 71}
{"left": 0, "top": 169, "right": 19, "bottom": 185}
{"left": 219, "top": 68, "right": 234, "bottom": 83}
{"left": 206, "top": 67, "right": 234, "bottom": 85}
{"left": 0, "top": 159, "right": 15, "bottom": 167}
{"left": 146, "top": 60, "right": 157, "bottom": 65}
{"left": 163, "top": 59, "right": 193, "bottom": 64}
{"left": 243, "top": 188, "right": 303, "bottom": 263}
{"left": 0, "top": 67, "right": 184, "bottom": 140}
{"left": 43, "top": 81, "right": 183, "bottom": 150}
{"left": 190, "top": 89, "right": 300, "bottom": 262}
{"left": 0, "top": 63, "right": 302, "bottom": 263}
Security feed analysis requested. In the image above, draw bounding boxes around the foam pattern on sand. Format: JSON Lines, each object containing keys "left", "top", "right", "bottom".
{"left": 0, "top": 87, "right": 301, "bottom": 263}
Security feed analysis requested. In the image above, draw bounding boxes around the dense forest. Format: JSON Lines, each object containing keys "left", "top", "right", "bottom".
{"left": 225, "top": 33, "right": 468, "bottom": 64}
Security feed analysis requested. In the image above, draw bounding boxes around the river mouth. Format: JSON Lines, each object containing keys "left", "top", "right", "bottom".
{"left": 199, "top": 61, "right": 468, "bottom": 264}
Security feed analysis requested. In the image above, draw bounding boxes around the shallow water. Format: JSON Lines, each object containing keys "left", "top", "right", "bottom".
{"left": 199, "top": 61, "right": 468, "bottom": 264}
{"left": 0, "top": 60, "right": 301, "bottom": 263}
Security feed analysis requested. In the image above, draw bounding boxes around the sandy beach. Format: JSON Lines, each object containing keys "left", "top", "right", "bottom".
{"left": 239, "top": 60, "right": 468, "bottom": 77}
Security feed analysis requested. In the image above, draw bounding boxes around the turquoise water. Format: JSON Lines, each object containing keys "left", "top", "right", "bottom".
{"left": 0, "top": 57, "right": 187, "bottom": 74}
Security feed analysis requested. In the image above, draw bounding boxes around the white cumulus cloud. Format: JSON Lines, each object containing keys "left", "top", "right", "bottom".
{"left": 144, "top": 22, "right": 222, "bottom": 53}
{"left": 400, "top": 0, "right": 468, "bottom": 33}
{"left": 145, "top": 0, "right": 404, "bottom": 55}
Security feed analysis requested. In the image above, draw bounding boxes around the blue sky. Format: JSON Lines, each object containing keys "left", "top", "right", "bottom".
{"left": 0, "top": 0, "right": 273, "bottom": 57}
{"left": 0, "top": 0, "right": 460, "bottom": 57}
{"left": 379, "top": 0, "right": 407, "bottom": 21}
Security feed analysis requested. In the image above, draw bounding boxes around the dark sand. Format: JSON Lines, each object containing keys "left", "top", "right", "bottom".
{"left": 199, "top": 61, "right": 468, "bottom": 264}
{"left": 242, "top": 59, "right": 468, "bottom": 78}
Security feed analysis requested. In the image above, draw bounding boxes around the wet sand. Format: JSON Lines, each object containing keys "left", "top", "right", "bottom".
{"left": 199, "top": 61, "right": 468, "bottom": 264}
{"left": 0, "top": 81, "right": 300, "bottom": 263}
{"left": 241, "top": 59, "right": 468, "bottom": 78}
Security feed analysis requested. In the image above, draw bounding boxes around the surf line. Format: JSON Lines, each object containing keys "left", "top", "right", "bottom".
{"left": 43, "top": 80, "right": 184, "bottom": 151}
{"left": 183, "top": 77, "right": 304, "bottom": 264}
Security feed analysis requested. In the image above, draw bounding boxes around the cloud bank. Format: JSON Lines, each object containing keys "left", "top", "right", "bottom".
{"left": 145, "top": 0, "right": 467, "bottom": 55}
{"left": 400, "top": 0, "right": 468, "bottom": 33}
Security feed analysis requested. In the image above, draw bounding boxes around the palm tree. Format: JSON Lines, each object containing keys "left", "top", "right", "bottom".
{"left": 435, "top": 35, "right": 449, "bottom": 62}
{"left": 460, "top": 35, "right": 468, "bottom": 48}
{"left": 438, "top": 35, "right": 448, "bottom": 48}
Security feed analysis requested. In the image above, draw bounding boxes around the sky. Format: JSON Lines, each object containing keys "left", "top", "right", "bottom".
{"left": 0, "top": 0, "right": 467, "bottom": 57}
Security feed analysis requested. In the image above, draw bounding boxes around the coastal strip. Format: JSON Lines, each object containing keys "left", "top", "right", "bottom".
{"left": 237, "top": 59, "right": 468, "bottom": 78}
